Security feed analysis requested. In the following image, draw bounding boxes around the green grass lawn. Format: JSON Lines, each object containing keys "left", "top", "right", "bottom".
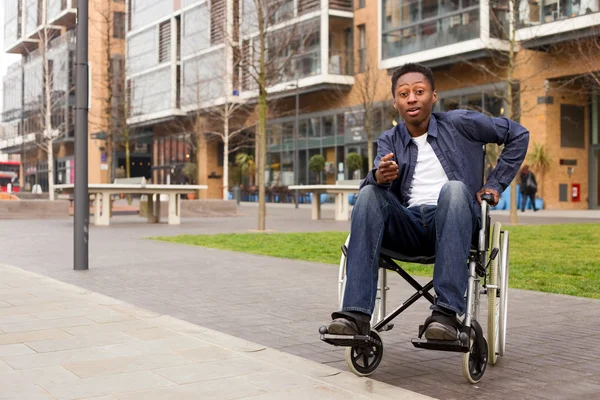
{"left": 151, "top": 224, "right": 600, "bottom": 299}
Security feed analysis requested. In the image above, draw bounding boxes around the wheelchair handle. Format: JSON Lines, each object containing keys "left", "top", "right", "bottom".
{"left": 481, "top": 193, "right": 495, "bottom": 205}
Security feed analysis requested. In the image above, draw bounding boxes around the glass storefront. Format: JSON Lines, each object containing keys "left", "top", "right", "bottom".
{"left": 265, "top": 103, "right": 399, "bottom": 187}
{"left": 152, "top": 133, "right": 194, "bottom": 184}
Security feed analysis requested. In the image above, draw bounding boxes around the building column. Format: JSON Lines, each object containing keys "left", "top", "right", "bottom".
{"left": 320, "top": 0, "right": 329, "bottom": 77}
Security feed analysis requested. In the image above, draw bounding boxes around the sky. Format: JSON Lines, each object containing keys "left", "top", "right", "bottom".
{"left": 0, "top": 5, "right": 23, "bottom": 113}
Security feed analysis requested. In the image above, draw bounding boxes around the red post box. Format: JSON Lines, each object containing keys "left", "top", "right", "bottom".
{"left": 572, "top": 183, "right": 580, "bottom": 202}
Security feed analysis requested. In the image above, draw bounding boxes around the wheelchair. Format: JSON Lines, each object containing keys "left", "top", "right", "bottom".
{"left": 319, "top": 193, "right": 510, "bottom": 384}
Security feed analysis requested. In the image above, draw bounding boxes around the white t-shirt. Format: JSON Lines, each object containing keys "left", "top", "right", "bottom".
{"left": 407, "top": 133, "right": 449, "bottom": 207}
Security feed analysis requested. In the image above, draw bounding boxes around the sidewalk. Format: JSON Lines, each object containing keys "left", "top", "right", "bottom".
{"left": 0, "top": 263, "right": 433, "bottom": 400}
{"left": 1, "top": 205, "right": 599, "bottom": 399}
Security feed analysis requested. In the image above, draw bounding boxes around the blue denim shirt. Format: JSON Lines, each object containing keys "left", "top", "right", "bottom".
{"left": 361, "top": 110, "right": 530, "bottom": 207}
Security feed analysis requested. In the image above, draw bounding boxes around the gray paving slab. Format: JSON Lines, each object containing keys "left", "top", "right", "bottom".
{"left": 0, "top": 203, "right": 599, "bottom": 399}
{"left": 0, "top": 264, "right": 431, "bottom": 400}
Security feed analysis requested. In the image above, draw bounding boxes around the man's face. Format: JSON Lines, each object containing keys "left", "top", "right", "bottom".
{"left": 393, "top": 72, "right": 437, "bottom": 127}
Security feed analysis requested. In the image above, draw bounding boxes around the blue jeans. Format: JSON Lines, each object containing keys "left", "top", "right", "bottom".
{"left": 342, "top": 181, "right": 479, "bottom": 316}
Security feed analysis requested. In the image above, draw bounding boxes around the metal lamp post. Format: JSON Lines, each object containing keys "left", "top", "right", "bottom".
{"left": 74, "top": 0, "right": 89, "bottom": 270}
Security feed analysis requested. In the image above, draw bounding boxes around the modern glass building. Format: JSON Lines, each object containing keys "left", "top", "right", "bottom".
{"left": 1, "top": 0, "right": 126, "bottom": 191}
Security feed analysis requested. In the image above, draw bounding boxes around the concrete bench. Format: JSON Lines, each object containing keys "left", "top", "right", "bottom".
{"left": 288, "top": 183, "right": 360, "bottom": 221}
{"left": 114, "top": 177, "right": 147, "bottom": 185}
{"left": 55, "top": 183, "right": 207, "bottom": 226}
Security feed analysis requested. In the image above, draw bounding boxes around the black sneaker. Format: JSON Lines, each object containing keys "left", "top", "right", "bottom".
{"left": 327, "top": 311, "right": 371, "bottom": 336}
{"left": 422, "top": 311, "right": 461, "bottom": 341}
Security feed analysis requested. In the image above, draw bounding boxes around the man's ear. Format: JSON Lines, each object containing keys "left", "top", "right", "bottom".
{"left": 432, "top": 90, "right": 438, "bottom": 103}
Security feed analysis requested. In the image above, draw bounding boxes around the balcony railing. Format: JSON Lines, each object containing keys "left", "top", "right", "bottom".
{"left": 330, "top": 0, "right": 353, "bottom": 12}
{"left": 329, "top": 49, "right": 353, "bottom": 75}
{"left": 382, "top": 9, "right": 480, "bottom": 59}
{"left": 48, "top": 0, "right": 78, "bottom": 28}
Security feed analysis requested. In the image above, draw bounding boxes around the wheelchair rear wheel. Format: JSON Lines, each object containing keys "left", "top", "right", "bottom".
{"left": 499, "top": 230, "right": 510, "bottom": 357}
{"left": 345, "top": 330, "right": 383, "bottom": 377}
{"left": 487, "top": 222, "right": 502, "bottom": 365}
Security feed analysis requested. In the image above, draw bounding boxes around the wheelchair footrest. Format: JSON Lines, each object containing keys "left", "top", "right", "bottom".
{"left": 320, "top": 333, "right": 382, "bottom": 348}
{"left": 411, "top": 338, "right": 469, "bottom": 353}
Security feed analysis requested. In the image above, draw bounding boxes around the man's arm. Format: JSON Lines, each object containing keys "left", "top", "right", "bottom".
{"left": 360, "top": 132, "right": 395, "bottom": 189}
{"left": 461, "top": 111, "right": 530, "bottom": 195}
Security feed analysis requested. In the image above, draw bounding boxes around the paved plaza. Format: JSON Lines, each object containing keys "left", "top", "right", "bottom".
{"left": 1, "top": 203, "right": 600, "bottom": 399}
{"left": 0, "top": 263, "right": 432, "bottom": 399}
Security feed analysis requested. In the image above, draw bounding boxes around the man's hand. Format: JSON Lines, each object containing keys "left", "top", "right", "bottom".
{"left": 476, "top": 188, "right": 500, "bottom": 206}
{"left": 375, "top": 153, "right": 398, "bottom": 184}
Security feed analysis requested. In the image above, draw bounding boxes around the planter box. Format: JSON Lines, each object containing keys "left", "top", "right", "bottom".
{"left": 139, "top": 199, "right": 237, "bottom": 218}
{"left": 0, "top": 200, "right": 69, "bottom": 219}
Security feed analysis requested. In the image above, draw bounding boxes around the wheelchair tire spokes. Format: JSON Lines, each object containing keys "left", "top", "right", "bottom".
{"left": 345, "top": 331, "right": 383, "bottom": 377}
{"left": 462, "top": 330, "right": 488, "bottom": 384}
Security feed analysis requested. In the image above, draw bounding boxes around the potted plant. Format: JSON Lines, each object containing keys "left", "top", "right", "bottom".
{"left": 235, "top": 153, "right": 256, "bottom": 186}
{"left": 309, "top": 154, "right": 325, "bottom": 183}
{"left": 527, "top": 141, "right": 551, "bottom": 202}
{"left": 182, "top": 162, "right": 198, "bottom": 199}
{"left": 345, "top": 152, "right": 363, "bottom": 179}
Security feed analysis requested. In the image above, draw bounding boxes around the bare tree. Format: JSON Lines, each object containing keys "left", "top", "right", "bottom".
{"left": 358, "top": 60, "right": 388, "bottom": 170}
{"left": 22, "top": 3, "right": 69, "bottom": 200}
{"left": 241, "top": 0, "right": 314, "bottom": 230}
{"left": 183, "top": 42, "right": 254, "bottom": 199}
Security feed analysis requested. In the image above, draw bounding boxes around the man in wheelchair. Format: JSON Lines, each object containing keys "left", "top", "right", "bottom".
{"left": 325, "top": 63, "right": 529, "bottom": 342}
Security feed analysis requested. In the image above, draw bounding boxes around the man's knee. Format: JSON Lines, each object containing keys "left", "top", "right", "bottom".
{"left": 438, "top": 181, "right": 469, "bottom": 206}
{"left": 353, "top": 185, "right": 389, "bottom": 218}
{"left": 355, "top": 185, "right": 385, "bottom": 205}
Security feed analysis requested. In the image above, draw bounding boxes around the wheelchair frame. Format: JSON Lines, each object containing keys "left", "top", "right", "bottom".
{"left": 321, "top": 197, "right": 510, "bottom": 384}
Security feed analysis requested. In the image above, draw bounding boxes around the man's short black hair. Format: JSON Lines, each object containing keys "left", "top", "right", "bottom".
{"left": 391, "top": 63, "right": 435, "bottom": 97}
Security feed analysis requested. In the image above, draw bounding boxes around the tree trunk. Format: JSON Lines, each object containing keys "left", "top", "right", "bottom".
{"left": 47, "top": 139, "right": 55, "bottom": 201}
{"left": 43, "top": 25, "right": 55, "bottom": 201}
{"left": 105, "top": 2, "right": 114, "bottom": 183}
{"left": 257, "top": 0, "right": 267, "bottom": 231}
{"left": 366, "top": 108, "right": 373, "bottom": 170}
{"left": 125, "top": 134, "right": 131, "bottom": 178}
{"left": 257, "top": 89, "right": 267, "bottom": 230}
{"left": 125, "top": 132, "right": 131, "bottom": 204}
{"left": 223, "top": 103, "right": 229, "bottom": 200}
{"left": 106, "top": 132, "right": 113, "bottom": 183}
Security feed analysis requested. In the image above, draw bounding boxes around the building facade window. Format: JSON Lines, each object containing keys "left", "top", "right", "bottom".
{"left": 560, "top": 104, "right": 585, "bottom": 148}
{"left": 114, "top": 12, "right": 125, "bottom": 39}
{"left": 517, "top": 0, "right": 600, "bottom": 28}
{"left": 181, "top": 3, "right": 210, "bottom": 57}
{"left": 129, "top": 0, "right": 171, "bottom": 32}
{"left": 381, "top": 0, "right": 480, "bottom": 59}
{"left": 357, "top": 24, "right": 366, "bottom": 72}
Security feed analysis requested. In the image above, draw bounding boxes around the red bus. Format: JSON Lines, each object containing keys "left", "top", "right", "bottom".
{"left": 0, "top": 161, "right": 21, "bottom": 192}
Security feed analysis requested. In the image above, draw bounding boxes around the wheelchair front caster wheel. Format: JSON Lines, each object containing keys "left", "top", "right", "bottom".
{"left": 345, "top": 330, "right": 383, "bottom": 377}
{"left": 462, "top": 334, "right": 488, "bottom": 384}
